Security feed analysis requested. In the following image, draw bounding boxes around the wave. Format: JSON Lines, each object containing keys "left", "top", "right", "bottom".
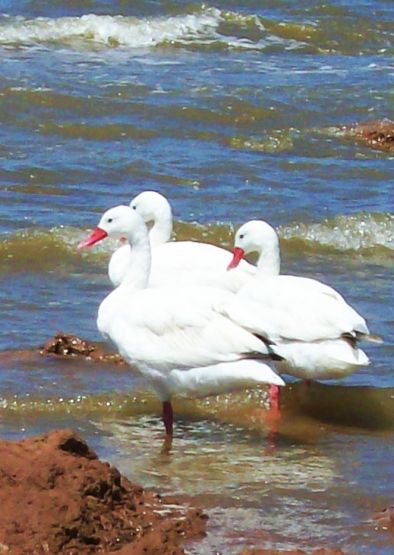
{"left": 279, "top": 212, "right": 394, "bottom": 255}
{"left": 1, "top": 379, "right": 394, "bottom": 431}
{"left": 0, "top": 9, "right": 238, "bottom": 49}
{"left": 0, "top": 7, "right": 389, "bottom": 55}
{"left": 0, "top": 212, "right": 392, "bottom": 275}
{"left": 0, "top": 7, "right": 371, "bottom": 54}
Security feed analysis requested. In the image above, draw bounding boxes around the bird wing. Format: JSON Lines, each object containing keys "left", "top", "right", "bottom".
{"left": 223, "top": 274, "right": 368, "bottom": 343}
{"left": 98, "top": 285, "right": 271, "bottom": 372}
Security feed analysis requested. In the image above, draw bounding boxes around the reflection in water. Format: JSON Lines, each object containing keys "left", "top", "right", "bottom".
{"left": 95, "top": 416, "right": 338, "bottom": 496}
{"left": 92, "top": 415, "right": 350, "bottom": 554}
{"left": 88, "top": 402, "right": 394, "bottom": 554}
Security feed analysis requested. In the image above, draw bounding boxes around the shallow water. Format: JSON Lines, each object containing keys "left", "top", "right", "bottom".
{"left": 0, "top": 1, "right": 393, "bottom": 553}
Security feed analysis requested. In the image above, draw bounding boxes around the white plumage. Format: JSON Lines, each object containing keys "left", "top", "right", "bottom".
{"left": 79, "top": 206, "right": 284, "bottom": 435}
{"left": 225, "top": 220, "right": 372, "bottom": 382}
{"left": 108, "top": 191, "right": 255, "bottom": 291}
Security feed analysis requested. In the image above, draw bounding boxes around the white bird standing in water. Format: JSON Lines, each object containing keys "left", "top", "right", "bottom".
{"left": 79, "top": 206, "right": 285, "bottom": 437}
{"left": 108, "top": 191, "right": 256, "bottom": 292}
{"left": 225, "top": 220, "right": 376, "bottom": 408}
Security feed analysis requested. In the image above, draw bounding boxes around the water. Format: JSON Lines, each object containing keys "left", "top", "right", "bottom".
{"left": 0, "top": 0, "right": 393, "bottom": 553}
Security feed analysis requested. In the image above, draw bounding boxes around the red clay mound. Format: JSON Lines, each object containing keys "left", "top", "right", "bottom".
{"left": 0, "top": 429, "right": 206, "bottom": 554}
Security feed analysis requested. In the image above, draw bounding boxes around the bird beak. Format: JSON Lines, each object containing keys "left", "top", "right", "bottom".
{"left": 78, "top": 227, "right": 108, "bottom": 249}
{"left": 227, "top": 247, "right": 245, "bottom": 270}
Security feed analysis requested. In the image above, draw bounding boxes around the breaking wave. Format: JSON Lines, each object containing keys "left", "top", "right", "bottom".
{"left": 0, "top": 6, "right": 390, "bottom": 54}
{"left": 0, "top": 8, "right": 324, "bottom": 53}
{"left": 279, "top": 212, "right": 394, "bottom": 255}
{"left": 0, "top": 212, "right": 392, "bottom": 275}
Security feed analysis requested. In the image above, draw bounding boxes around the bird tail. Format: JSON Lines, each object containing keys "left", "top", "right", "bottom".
{"left": 356, "top": 332, "right": 384, "bottom": 344}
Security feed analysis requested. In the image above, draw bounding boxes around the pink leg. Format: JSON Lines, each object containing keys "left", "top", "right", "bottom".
{"left": 269, "top": 384, "right": 281, "bottom": 411}
{"left": 266, "top": 385, "right": 281, "bottom": 451}
{"left": 162, "top": 401, "right": 173, "bottom": 436}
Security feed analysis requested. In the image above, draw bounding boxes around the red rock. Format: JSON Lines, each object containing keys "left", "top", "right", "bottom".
{"left": 0, "top": 429, "right": 207, "bottom": 554}
{"left": 39, "top": 332, "right": 125, "bottom": 364}
{"left": 341, "top": 119, "right": 394, "bottom": 153}
{"left": 373, "top": 505, "right": 394, "bottom": 528}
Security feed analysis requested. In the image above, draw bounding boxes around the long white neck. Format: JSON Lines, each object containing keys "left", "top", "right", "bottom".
{"left": 255, "top": 239, "right": 281, "bottom": 277}
{"left": 148, "top": 206, "right": 173, "bottom": 246}
{"left": 119, "top": 226, "right": 151, "bottom": 291}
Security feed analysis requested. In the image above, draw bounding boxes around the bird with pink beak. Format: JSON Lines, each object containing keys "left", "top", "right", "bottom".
{"left": 78, "top": 206, "right": 285, "bottom": 442}
{"left": 225, "top": 220, "right": 375, "bottom": 411}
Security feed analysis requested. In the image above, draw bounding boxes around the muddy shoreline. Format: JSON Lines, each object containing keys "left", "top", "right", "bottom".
{"left": 0, "top": 429, "right": 369, "bottom": 555}
{"left": 0, "top": 334, "right": 392, "bottom": 554}
{"left": 0, "top": 429, "right": 207, "bottom": 555}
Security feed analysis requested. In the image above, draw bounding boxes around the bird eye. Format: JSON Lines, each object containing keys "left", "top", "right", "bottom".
{"left": 108, "top": 218, "right": 113, "bottom": 223}
{"left": 239, "top": 234, "right": 244, "bottom": 239}
{"left": 131, "top": 205, "right": 137, "bottom": 210}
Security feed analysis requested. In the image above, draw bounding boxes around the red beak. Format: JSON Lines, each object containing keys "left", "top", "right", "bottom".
{"left": 227, "top": 247, "right": 245, "bottom": 270}
{"left": 78, "top": 227, "right": 108, "bottom": 249}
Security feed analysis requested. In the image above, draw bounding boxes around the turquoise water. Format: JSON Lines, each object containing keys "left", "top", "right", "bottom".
{"left": 0, "top": 1, "right": 393, "bottom": 553}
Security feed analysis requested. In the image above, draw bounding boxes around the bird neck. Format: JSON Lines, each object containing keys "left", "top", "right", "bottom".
{"left": 255, "top": 242, "right": 281, "bottom": 277}
{"left": 119, "top": 228, "right": 151, "bottom": 291}
{"left": 148, "top": 206, "right": 173, "bottom": 246}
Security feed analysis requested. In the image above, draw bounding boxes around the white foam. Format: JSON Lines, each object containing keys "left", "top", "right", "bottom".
{"left": 0, "top": 9, "right": 308, "bottom": 51}
{"left": 0, "top": 9, "right": 223, "bottom": 48}
{"left": 280, "top": 213, "right": 394, "bottom": 252}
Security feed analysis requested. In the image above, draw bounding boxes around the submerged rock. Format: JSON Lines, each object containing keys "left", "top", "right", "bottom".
{"left": 0, "top": 429, "right": 207, "bottom": 554}
{"left": 341, "top": 119, "right": 394, "bottom": 153}
{"left": 39, "top": 332, "right": 125, "bottom": 364}
{"left": 373, "top": 505, "right": 394, "bottom": 529}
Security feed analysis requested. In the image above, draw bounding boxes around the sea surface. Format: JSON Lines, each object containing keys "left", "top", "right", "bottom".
{"left": 0, "top": 1, "right": 393, "bottom": 553}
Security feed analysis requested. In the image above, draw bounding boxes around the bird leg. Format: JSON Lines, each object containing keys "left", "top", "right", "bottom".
{"left": 268, "top": 384, "right": 281, "bottom": 410}
{"left": 162, "top": 400, "right": 173, "bottom": 436}
{"left": 265, "top": 384, "right": 282, "bottom": 450}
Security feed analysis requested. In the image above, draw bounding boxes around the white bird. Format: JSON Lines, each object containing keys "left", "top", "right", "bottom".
{"left": 108, "top": 191, "right": 256, "bottom": 291}
{"left": 79, "top": 207, "right": 285, "bottom": 437}
{"left": 224, "top": 220, "right": 375, "bottom": 407}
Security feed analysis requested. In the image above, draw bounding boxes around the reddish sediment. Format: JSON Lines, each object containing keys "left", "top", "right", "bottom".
{"left": 0, "top": 429, "right": 207, "bottom": 555}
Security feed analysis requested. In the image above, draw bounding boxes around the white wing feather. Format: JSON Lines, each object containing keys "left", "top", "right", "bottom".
{"left": 224, "top": 274, "right": 368, "bottom": 343}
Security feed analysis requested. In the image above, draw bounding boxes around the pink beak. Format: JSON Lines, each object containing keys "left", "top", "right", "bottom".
{"left": 227, "top": 247, "right": 245, "bottom": 270}
{"left": 78, "top": 227, "right": 108, "bottom": 249}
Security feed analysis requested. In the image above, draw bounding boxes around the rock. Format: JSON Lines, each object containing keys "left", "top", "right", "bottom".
{"left": 0, "top": 429, "right": 207, "bottom": 554}
{"left": 39, "top": 332, "right": 125, "bottom": 365}
{"left": 372, "top": 505, "right": 394, "bottom": 529}
{"left": 341, "top": 119, "right": 394, "bottom": 153}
